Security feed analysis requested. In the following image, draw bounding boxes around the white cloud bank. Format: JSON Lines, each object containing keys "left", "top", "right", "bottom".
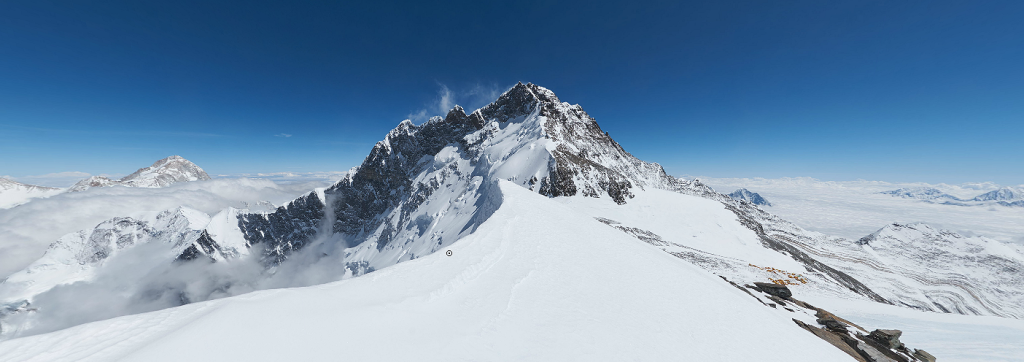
{"left": 0, "top": 178, "right": 330, "bottom": 279}
{"left": 695, "top": 176, "right": 1024, "bottom": 244}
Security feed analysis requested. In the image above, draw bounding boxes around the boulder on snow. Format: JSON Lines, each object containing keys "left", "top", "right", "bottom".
{"left": 753, "top": 282, "right": 792, "bottom": 299}
{"left": 869, "top": 329, "right": 904, "bottom": 349}
{"left": 913, "top": 349, "right": 936, "bottom": 362}
{"left": 816, "top": 317, "right": 848, "bottom": 333}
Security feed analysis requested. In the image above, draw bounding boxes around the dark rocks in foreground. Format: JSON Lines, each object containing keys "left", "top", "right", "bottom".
{"left": 737, "top": 278, "right": 935, "bottom": 361}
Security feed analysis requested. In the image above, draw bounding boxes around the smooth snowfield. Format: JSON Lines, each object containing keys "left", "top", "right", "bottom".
{"left": 0, "top": 182, "right": 850, "bottom": 361}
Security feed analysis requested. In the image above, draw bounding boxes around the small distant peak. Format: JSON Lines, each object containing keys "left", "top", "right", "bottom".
{"left": 728, "top": 188, "right": 771, "bottom": 206}
{"left": 445, "top": 105, "right": 467, "bottom": 120}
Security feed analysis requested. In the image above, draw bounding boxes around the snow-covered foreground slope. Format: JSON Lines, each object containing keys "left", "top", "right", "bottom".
{"left": 0, "top": 182, "right": 852, "bottom": 362}
{"left": 698, "top": 177, "right": 1024, "bottom": 244}
{"left": 0, "top": 179, "right": 61, "bottom": 210}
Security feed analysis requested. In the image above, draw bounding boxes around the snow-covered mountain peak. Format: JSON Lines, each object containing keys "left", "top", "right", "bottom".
{"left": 120, "top": 155, "right": 211, "bottom": 188}
{"left": 972, "top": 186, "right": 1023, "bottom": 201}
{"left": 728, "top": 188, "right": 772, "bottom": 206}
{"left": 68, "top": 156, "right": 211, "bottom": 192}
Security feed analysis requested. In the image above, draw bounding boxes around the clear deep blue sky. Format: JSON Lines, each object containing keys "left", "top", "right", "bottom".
{"left": 1, "top": 1, "right": 1022, "bottom": 186}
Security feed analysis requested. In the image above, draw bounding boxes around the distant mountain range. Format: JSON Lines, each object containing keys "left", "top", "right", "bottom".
{"left": 0, "top": 156, "right": 211, "bottom": 209}
{"left": 881, "top": 186, "right": 1024, "bottom": 207}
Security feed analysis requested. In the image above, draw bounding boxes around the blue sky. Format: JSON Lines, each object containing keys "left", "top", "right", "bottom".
{"left": 1, "top": 1, "right": 1022, "bottom": 186}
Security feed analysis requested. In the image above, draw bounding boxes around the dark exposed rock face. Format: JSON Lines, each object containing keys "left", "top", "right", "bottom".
{"left": 913, "top": 349, "right": 936, "bottom": 362}
{"left": 237, "top": 192, "right": 326, "bottom": 264}
{"left": 175, "top": 230, "right": 222, "bottom": 262}
{"left": 869, "top": 329, "right": 904, "bottom": 350}
{"left": 816, "top": 316, "right": 849, "bottom": 333}
{"left": 754, "top": 282, "right": 793, "bottom": 299}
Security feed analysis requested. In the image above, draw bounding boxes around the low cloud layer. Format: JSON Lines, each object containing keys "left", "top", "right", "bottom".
{"left": 5, "top": 216, "right": 355, "bottom": 338}
{"left": 695, "top": 176, "right": 1024, "bottom": 245}
{"left": 0, "top": 178, "right": 329, "bottom": 279}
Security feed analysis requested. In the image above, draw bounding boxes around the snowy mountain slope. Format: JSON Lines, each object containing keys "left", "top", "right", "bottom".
{"left": 0, "top": 182, "right": 854, "bottom": 362}
{"left": 0, "top": 179, "right": 62, "bottom": 210}
{"left": 729, "top": 188, "right": 772, "bottom": 206}
{"left": 972, "top": 187, "right": 1024, "bottom": 202}
{"left": 0, "top": 208, "right": 210, "bottom": 305}
{"left": 592, "top": 177, "right": 1024, "bottom": 319}
{"left": 854, "top": 223, "right": 1024, "bottom": 317}
{"left": 732, "top": 204, "right": 1024, "bottom": 318}
{"left": 68, "top": 156, "right": 210, "bottom": 192}
{"left": 1, "top": 83, "right": 1021, "bottom": 360}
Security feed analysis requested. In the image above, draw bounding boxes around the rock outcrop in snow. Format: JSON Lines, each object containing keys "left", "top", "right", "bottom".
{"left": 68, "top": 156, "right": 211, "bottom": 192}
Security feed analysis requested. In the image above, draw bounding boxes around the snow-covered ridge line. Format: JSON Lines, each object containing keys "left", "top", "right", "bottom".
{"left": 881, "top": 186, "right": 1024, "bottom": 207}
{"left": 0, "top": 178, "right": 62, "bottom": 209}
